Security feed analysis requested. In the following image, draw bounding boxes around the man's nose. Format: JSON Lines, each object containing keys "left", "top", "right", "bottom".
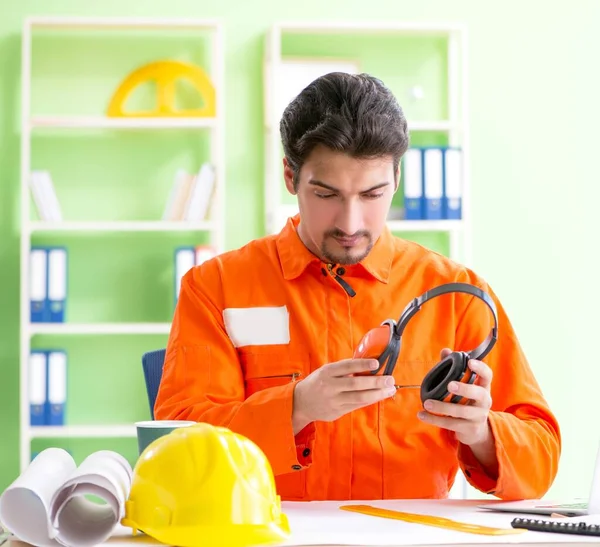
{"left": 335, "top": 200, "right": 363, "bottom": 235}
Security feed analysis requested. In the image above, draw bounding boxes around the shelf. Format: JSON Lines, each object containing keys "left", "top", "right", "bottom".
{"left": 386, "top": 220, "right": 463, "bottom": 232}
{"left": 29, "top": 116, "right": 218, "bottom": 130}
{"left": 29, "top": 323, "right": 172, "bottom": 335}
{"left": 29, "top": 424, "right": 136, "bottom": 439}
{"left": 274, "top": 21, "right": 465, "bottom": 35}
{"left": 29, "top": 221, "right": 216, "bottom": 233}
{"left": 27, "top": 16, "right": 222, "bottom": 31}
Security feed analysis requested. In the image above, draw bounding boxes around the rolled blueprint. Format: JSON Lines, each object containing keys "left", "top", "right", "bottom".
{"left": 0, "top": 448, "right": 132, "bottom": 547}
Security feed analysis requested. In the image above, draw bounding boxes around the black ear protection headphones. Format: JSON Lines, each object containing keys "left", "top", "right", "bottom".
{"left": 353, "top": 282, "right": 498, "bottom": 405}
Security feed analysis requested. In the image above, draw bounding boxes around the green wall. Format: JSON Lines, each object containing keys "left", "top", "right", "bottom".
{"left": 1, "top": 0, "right": 599, "bottom": 503}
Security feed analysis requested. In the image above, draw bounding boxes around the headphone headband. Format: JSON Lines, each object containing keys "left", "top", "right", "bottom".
{"left": 395, "top": 282, "right": 498, "bottom": 362}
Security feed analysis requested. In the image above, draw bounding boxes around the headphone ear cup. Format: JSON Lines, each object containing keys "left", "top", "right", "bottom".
{"left": 420, "top": 351, "right": 473, "bottom": 405}
{"left": 353, "top": 321, "right": 397, "bottom": 375}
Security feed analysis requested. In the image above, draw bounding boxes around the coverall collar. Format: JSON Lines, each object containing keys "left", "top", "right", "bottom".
{"left": 276, "top": 214, "right": 394, "bottom": 283}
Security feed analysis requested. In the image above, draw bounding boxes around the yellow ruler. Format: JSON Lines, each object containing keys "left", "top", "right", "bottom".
{"left": 339, "top": 505, "right": 526, "bottom": 536}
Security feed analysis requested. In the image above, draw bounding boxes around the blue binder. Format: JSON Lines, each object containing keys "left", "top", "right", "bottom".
{"left": 442, "top": 147, "right": 463, "bottom": 220}
{"left": 47, "top": 247, "right": 67, "bottom": 323}
{"left": 45, "top": 350, "right": 67, "bottom": 426}
{"left": 29, "top": 350, "right": 47, "bottom": 426}
{"left": 423, "top": 147, "right": 444, "bottom": 220}
{"left": 402, "top": 148, "right": 424, "bottom": 220}
{"left": 29, "top": 248, "right": 47, "bottom": 323}
{"left": 29, "top": 246, "right": 68, "bottom": 323}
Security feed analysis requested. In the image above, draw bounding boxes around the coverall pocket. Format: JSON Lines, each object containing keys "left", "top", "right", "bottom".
{"left": 238, "top": 345, "right": 308, "bottom": 397}
{"left": 244, "top": 372, "right": 303, "bottom": 397}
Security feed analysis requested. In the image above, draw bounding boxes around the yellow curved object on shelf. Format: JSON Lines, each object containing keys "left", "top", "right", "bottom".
{"left": 107, "top": 60, "right": 215, "bottom": 118}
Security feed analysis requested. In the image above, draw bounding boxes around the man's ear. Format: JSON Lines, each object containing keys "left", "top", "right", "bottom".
{"left": 393, "top": 167, "right": 401, "bottom": 194}
{"left": 283, "top": 157, "right": 297, "bottom": 195}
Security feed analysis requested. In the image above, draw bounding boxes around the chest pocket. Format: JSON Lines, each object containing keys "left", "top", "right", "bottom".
{"left": 237, "top": 345, "right": 309, "bottom": 398}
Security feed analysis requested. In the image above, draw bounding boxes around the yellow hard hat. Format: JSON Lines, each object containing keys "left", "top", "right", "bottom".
{"left": 121, "top": 422, "right": 291, "bottom": 547}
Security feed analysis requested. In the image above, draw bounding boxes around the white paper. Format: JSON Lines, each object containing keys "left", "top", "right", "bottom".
{"left": 0, "top": 448, "right": 132, "bottom": 547}
{"left": 563, "top": 513, "right": 600, "bottom": 524}
{"left": 273, "top": 500, "right": 600, "bottom": 546}
{"left": 6, "top": 480, "right": 600, "bottom": 547}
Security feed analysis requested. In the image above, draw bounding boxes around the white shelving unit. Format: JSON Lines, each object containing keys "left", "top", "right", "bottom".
{"left": 264, "top": 21, "right": 472, "bottom": 499}
{"left": 30, "top": 425, "right": 136, "bottom": 439}
{"left": 29, "top": 323, "right": 173, "bottom": 336}
{"left": 19, "top": 16, "right": 225, "bottom": 471}
{"left": 263, "top": 21, "right": 471, "bottom": 267}
{"left": 29, "top": 115, "right": 218, "bottom": 130}
{"left": 30, "top": 221, "right": 217, "bottom": 233}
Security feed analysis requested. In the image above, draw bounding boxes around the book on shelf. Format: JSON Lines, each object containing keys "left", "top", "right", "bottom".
{"left": 174, "top": 244, "right": 217, "bottom": 303}
{"left": 29, "top": 170, "right": 62, "bottom": 222}
{"left": 162, "top": 162, "right": 216, "bottom": 222}
{"left": 28, "top": 164, "right": 217, "bottom": 225}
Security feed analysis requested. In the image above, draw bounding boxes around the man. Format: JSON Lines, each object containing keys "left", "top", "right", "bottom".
{"left": 155, "top": 72, "right": 560, "bottom": 501}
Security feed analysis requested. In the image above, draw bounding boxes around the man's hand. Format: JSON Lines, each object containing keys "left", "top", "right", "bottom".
{"left": 418, "top": 348, "right": 498, "bottom": 476}
{"left": 292, "top": 359, "right": 397, "bottom": 435}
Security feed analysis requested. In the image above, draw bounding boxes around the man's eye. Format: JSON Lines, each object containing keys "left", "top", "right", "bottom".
{"left": 316, "top": 193, "right": 336, "bottom": 199}
{"left": 363, "top": 193, "right": 383, "bottom": 199}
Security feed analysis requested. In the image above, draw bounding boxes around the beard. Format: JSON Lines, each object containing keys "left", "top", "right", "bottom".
{"left": 320, "top": 229, "right": 374, "bottom": 265}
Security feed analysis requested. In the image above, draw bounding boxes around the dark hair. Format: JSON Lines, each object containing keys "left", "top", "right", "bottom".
{"left": 280, "top": 72, "right": 410, "bottom": 190}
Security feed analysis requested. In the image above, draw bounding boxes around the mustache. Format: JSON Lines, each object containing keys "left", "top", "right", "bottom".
{"left": 326, "top": 229, "right": 370, "bottom": 239}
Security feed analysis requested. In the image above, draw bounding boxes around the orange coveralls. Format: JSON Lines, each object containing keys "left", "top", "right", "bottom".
{"left": 155, "top": 215, "right": 560, "bottom": 501}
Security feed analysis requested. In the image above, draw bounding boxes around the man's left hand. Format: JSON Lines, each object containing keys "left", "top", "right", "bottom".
{"left": 417, "top": 348, "right": 493, "bottom": 447}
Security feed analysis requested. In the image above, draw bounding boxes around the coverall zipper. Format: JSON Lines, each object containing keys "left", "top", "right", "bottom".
{"left": 326, "top": 264, "right": 356, "bottom": 297}
{"left": 257, "top": 372, "right": 301, "bottom": 381}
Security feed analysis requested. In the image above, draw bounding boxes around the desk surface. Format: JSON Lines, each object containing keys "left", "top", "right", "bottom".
{"left": 5, "top": 499, "right": 600, "bottom": 547}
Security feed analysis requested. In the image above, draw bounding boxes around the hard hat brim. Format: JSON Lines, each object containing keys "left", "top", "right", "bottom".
{"left": 122, "top": 513, "right": 291, "bottom": 547}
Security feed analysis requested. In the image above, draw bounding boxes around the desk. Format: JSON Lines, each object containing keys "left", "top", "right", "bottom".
{"left": 5, "top": 500, "right": 600, "bottom": 547}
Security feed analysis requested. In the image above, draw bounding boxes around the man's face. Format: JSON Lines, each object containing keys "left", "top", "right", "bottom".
{"left": 283, "top": 145, "right": 398, "bottom": 265}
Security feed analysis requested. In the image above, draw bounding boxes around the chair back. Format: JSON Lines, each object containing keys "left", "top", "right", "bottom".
{"left": 141, "top": 348, "right": 166, "bottom": 419}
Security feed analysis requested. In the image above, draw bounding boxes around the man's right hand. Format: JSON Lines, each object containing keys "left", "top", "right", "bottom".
{"left": 291, "top": 358, "right": 397, "bottom": 435}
